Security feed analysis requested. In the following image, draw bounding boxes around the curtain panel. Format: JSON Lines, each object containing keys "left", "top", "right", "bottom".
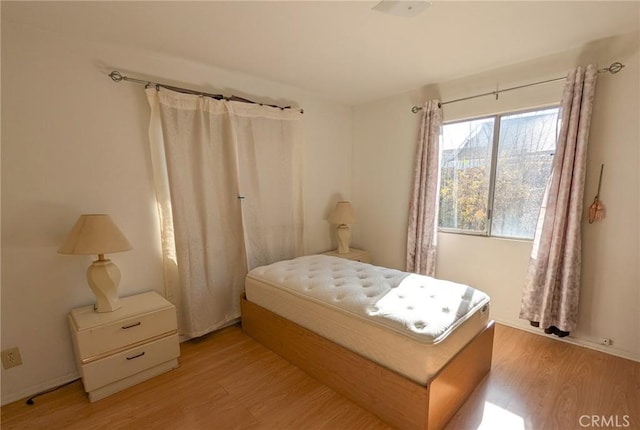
{"left": 406, "top": 100, "right": 443, "bottom": 276}
{"left": 146, "top": 88, "right": 303, "bottom": 339}
{"left": 226, "top": 102, "right": 305, "bottom": 271}
{"left": 519, "top": 65, "right": 598, "bottom": 336}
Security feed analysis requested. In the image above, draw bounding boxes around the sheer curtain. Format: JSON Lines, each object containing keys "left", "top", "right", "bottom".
{"left": 227, "top": 102, "right": 304, "bottom": 270}
{"left": 519, "top": 65, "right": 598, "bottom": 336}
{"left": 146, "top": 88, "right": 303, "bottom": 339}
{"left": 406, "top": 100, "right": 442, "bottom": 276}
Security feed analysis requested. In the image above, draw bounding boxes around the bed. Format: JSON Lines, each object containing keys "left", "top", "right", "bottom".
{"left": 241, "top": 255, "right": 494, "bottom": 430}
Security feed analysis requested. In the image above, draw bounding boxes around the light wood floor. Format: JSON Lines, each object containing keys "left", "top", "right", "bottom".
{"left": 2, "top": 323, "right": 638, "bottom": 430}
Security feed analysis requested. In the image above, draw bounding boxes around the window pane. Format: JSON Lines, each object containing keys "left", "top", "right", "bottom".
{"left": 491, "top": 108, "right": 558, "bottom": 239}
{"left": 439, "top": 117, "right": 494, "bottom": 232}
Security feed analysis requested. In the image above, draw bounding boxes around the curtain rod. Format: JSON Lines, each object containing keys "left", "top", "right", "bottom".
{"left": 411, "top": 62, "right": 625, "bottom": 114}
{"left": 108, "top": 71, "right": 304, "bottom": 114}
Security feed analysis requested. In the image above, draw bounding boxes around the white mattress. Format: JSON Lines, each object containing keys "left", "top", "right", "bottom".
{"left": 245, "top": 255, "right": 490, "bottom": 384}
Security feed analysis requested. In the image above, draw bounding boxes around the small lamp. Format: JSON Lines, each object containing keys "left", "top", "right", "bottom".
{"left": 328, "top": 201, "right": 357, "bottom": 254}
{"left": 58, "top": 214, "right": 132, "bottom": 312}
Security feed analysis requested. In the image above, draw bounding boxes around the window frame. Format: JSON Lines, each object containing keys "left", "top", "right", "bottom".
{"left": 437, "top": 105, "right": 560, "bottom": 240}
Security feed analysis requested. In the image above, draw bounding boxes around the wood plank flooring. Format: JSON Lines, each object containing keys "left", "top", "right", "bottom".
{"left": 2, "top": 323, "right": 638, "bottom": 430}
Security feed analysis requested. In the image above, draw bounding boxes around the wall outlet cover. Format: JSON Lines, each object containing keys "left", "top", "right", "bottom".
{"left": 1, "top": 347, "right": 23, "bottom": 369}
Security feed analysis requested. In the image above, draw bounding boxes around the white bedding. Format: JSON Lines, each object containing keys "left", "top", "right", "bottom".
{"left": 245, "top": 255, "right": 490, "bottom": 384}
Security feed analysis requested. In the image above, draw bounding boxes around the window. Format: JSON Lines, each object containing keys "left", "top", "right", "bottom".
{"left": 438, "top": 107, "right": 559, "bottom": 239}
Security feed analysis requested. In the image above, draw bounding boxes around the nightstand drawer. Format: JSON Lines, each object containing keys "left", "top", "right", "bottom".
{"left": 72, "top": 307, "right": 177, "bottom": 360}
{"left": 81, "top": 333, "right": 179, "bottom": 392}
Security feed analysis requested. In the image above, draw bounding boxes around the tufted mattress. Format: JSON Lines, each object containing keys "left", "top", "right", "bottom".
{"left": 245, "top": 255, "right": 490, "bottom": 384}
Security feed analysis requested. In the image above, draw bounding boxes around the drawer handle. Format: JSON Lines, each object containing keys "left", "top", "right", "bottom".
{"left": 122, "top": 322, "right": 142, "bottom": 330}
{"left": 126, "top": 351, "right": 145, "bottom": 361}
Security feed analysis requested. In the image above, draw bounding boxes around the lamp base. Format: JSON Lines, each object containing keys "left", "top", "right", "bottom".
{"left": 87, "top": 259, "right": 122, "bottom": 312}
{"left": 336, "top": 224, "right": 351, "bottom": 254}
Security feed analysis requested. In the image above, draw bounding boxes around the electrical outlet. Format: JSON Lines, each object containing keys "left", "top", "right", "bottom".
{"left": 602, "top": 338, "right": 613, "bottom": 346}
{"left": 1, "top": 347, "right": 23, "bottom": 369}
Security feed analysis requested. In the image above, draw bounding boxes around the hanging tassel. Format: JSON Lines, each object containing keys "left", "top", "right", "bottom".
{"left": 588, "top": 164, "right": 605, "bottom": 224}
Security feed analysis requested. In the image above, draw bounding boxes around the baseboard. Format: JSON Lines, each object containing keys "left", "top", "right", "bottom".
{"left": 494, "top": 319, "right": 640, "bottom": 363}
{"left": 0, "top": 371, "right": 80, "bottom": 406}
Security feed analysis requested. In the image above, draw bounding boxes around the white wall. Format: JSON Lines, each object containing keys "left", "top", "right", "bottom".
{"left": 0, "top": 21, "right": 353, "bottom": 404}
{"left": 353, "top": 32, "right": 640, "bottom": 361}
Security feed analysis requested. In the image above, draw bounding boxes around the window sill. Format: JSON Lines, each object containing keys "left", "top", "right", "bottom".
{"left": 437, "top": 229, "right": 533, "bottom": 244}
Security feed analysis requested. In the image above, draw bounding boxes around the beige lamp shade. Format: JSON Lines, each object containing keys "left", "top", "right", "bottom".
{"left": 58, "top": 214, "right": 132, "bottom": 256}
{"left": 328, "top": 201, "right": 357, "bottom": 225}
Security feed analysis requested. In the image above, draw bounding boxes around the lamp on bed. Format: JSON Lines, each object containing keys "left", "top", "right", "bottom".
{"left": 58, "top": 214, "right": 132, "bottom": 312}
{"left": 328, "top": 201, "right": 357, "bottom": 254}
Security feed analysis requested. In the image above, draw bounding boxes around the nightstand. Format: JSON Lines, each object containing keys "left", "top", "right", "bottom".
{"left": 322, "top": 248, "right": 371, "bottom": 263}
{"left": 68, "top": 291, "right": 180, "bottom": 402}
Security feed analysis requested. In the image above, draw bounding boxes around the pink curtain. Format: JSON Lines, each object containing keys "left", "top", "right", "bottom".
{"left": 519, "top": 65, "right": 598, "bottom": 336}
{"left": 406, "top": 100, "right": 442, "bottom": 276}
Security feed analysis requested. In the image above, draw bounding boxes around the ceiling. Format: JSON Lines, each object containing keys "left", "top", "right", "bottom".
{"left": 3, "top": 1, "right": 639, "bottom": 104}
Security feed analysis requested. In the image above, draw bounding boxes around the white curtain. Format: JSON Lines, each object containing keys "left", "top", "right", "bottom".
{"left": 406, "top": 100, "right": 442, "bottom": 276}
{"left": 227, "top": 102, "right": 305, "bottom": 270}
{"left": 519, "top": 65, "right": 598, "bottom": 336}
{"left": 146, "top": 88, "right": 303, "bottom": 339}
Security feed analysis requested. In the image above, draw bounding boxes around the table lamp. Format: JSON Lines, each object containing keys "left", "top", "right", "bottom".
{"left": 58, "top": 214, "right": 132, "bottom": 312}
{"left": 328, "top": 201, "right": 357, "bottom": 254}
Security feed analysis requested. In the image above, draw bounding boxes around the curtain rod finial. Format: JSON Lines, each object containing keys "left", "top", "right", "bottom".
{"left": 599, "top": 62, "right": 625, "bottom": 74}
{"left": 109, "top": 71, "right": 123, "bottom": 82}
{"left": 608, "top": 62, "right": 625, "bottom": 74}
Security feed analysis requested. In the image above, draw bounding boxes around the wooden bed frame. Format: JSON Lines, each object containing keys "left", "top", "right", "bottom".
{"left": 241, "top": 294, "right": 494, "bottom": 430}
